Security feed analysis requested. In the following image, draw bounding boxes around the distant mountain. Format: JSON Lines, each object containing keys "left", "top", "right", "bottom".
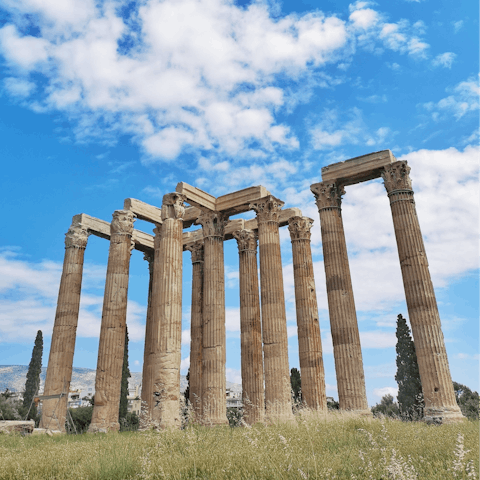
{"left": 0, "top": 365, "right": 241, "bottom": 395}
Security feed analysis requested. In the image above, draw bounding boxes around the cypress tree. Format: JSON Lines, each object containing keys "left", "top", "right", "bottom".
{"left": 23, "top": 330, "right": 43, "bottom": 420}
{"left": 395, "top": 314, "right": 423, "bottom": 419}
{"left": 290, "top": 367, "right": 302, "bottom": 403}
{"left": 119, "top": 326, "right": 131, "bottom": 423}
{"left": 184, "top": 368, "right": 190, "bottom": 405}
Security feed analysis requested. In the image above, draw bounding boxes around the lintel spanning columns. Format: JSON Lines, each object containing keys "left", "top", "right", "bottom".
{"left": 89, "top": 210, "right": 136, "bottom": 432}
{"left": 232, "top": 229, "right": 264, "bottom": 425}
{"left": 40, "top": 222, "right": 89, "bottom": 431}
{"left": 250, "top": 195, "right": 294, "bottom": 423}
{"left": 310, "top": 183, "right": 369, "bottom": 413}
{"left": 382, "top": 161, "right": 464, "bottom": 423}
{"left": 287, "top": 216, "right": 327, "bottom": 411}
{"left": 150, "top": 193, "right": 186, "bottom": 429}
{"left": 196, "top": 210, "right": 229, "bottom": 426}
{"left": 186, "top": 240, "right": 204, "bottom": 417}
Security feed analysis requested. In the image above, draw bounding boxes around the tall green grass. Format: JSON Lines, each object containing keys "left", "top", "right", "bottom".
{"left": 0, "top": 411, "right": 478, "bottom": 479}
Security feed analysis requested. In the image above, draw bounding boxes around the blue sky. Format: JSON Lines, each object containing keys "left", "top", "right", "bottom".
{"left": 0, "top": 0, "right": 478, "bottom": 406}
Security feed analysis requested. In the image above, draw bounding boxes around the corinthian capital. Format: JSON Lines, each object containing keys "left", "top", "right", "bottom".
{"left": 186, "top": 240, "right": 204, "bottom": 263}
{"left": 111, "top": 210, "right": 136, "bottom": 235}
{"left": 382, "top": 161, "right": 412, "bottom": 193}
{"left": 249, "top": 195, "right": 284, "bottom": 224}
{"left": 196, "top": 210, "right": 229, "bottom": 238}
{"left": 288, "top": 216, "right": 314, "bottom": 241}
{"left": 233, "top": 229, "right": 257, "bottom": 252}
{"left": 65, "top": 223, "right": 89, "bottom": 249}
{"left": 162, "top": 193, "right": 186, "bottom": 220}
{"left": 310, "top": 182, "right": 345, "bottom": 210}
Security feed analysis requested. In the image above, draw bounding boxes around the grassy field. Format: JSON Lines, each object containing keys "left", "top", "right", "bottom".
{"left": 0, "top": 412, "right": 478, "bottom": 479}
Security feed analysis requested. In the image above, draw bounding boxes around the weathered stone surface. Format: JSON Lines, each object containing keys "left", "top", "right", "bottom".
{"left": 186, "top": 240, "right": 204, "bottom": 416}
{"left": 321, "top": 150, "right": 397, "bottom": 186}
{"left": 310, "top": 183, "right": 369, "bottom": 413}
{"left": 0, "top": 420, "right": 35, "bottom": 434}
{"left": 176, "top": 182, "right": 216, "bottom": 210}
{"left": 40, "top": 220, "right": 89, "bottom": 432}
{"left": 216, "top": 186, "right": 270, "bottom": 215}
{"left": 382, "top": 161, "right": 464, "bottom": 423}
{"left": 233, "top": 229, "right": 264, "bottom": 425}
{"left": 89, "top": 210, "right": 135, "bottom": 433}
{"left": 250, "top": 196, "right": 293, "bottom": 423}
{"left": 196, "top": 210, "right": 229, "bottom": 425}
{"left": 288, "top": 216, "right": 327, "bottom": 411}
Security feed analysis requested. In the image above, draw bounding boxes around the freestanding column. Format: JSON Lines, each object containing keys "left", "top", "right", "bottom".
{"left": 150, "top": 193, "right": 186, "bottom": 429}
{"left": 196, "top": 211, "right": 229, "bottom": 426}
{"left": 233, "top": 229, "right": 265, "bottom": 425}
{"left": 140, "top": 252, "right": 155, "bottom": 425}
{"left": 185, "top": 240, "right": 204, "bottom": 417}
{"left": 250, "top": 196, "right": 293, "bottom": 423}
{"left": 288, "top": 216, "right": 327, "bottom": 411}
{"left": 40, "top": 221, "right": 89, "bottom": 431}
{"left": 310, "top": 183, "right": 369, "bottom": 413}
{"left": 382, "top": 161, "right": 464, "bottom": 423}
{"left": 89, "top": 210, "right": 135, "bottom": 432}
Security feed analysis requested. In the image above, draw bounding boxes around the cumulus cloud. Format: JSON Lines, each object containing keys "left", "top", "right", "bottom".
{"left": 373, "top": 386, "right": 398, "bottom": 399}
{"left": 432, "top": 52, "right": 456, "bottom": 69}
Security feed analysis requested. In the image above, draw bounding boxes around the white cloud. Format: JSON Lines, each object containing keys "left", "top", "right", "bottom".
{"left": 373, "top": 386, "right": 398, "bottom": 399}
{"left": 432, "top": 52, "right": 456, "bottom": 69}
{"left": 3, "top": 77, "right": 36, "bottom": 97}
{"left": 180, "top": 355, "right": 190, "bottom": 373}
{"left": 182, "top": 329, "right": 191, "bottom": 346}
{"left": 452, "top": 20, "right": 464, "bottom": 33}
{"left": 455, "top": 353, "right": 480, "bottom": 361}
{"left": 226, "top": 367, "right": 242, "bottom": 385}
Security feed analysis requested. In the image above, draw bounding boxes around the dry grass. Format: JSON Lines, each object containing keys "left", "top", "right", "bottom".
{"left": 0, "top": 411, "right": 478, "bottom": 479}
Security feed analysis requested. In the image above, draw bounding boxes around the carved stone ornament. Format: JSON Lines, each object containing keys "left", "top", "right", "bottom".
{"left": 65, "top": 223, "right": 89, "bottom": 249}
{"left": 162, "top": 193, "right": 186, "bottom": 221}
{"left": 196, "top": 210, "right": 229, "bottom": 238}
{"left": 249, "top": 195, "right": 284, "bottom": 224}
{"left": 111, "top": 210, "right": 136, "bottom": 235}
{"left": 381, "top": 161, "right": 413, "bottom": 193}
{"left": 186, "top": 240, "right": 204, "bottom": 263}
{"left": 310, "top": 182, "right": 345, "bottom": 210}
{"left": 232, "top": 229, "right": 257, "bottom": 252}
{"left": 288, "top": 216, "right": 314, "bottom": 241}
{"left": 143, "top": 252, "right": 154, "bottom": 272}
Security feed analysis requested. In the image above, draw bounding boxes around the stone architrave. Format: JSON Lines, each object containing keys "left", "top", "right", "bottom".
{"left": 150, "top": 193, "right": 186, "bottom": 429}
{"left": 310, "top": 183, "right": 369, "bottom": 413}
{"left": 250, "top": 196, "right": 293, "bottom": 423}
{"left": 232, "top": 229, "right": 265, "bottom": 425}
{"left": 382, "top": 161, "right": 464, "bottom": 423}
{"left": 89, "top": 210, "right": 135, "bottom": 432}
{"left": 140, "top": 252, "right": 154, "bottom": 425}
{"left": 185, "top": 240, "right": 204, "bottom": 417}
{"left": 196, "top": 210, "right": 229, "bottom": 426}
{"left": 288, "top": 216, "right": 327, "bottom": 411}
{"left": 40, "top": 222, "right": 89, "bottom": 431}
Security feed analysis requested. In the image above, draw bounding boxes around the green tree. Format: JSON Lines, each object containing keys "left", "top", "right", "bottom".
{"left": 395, "top": 314, "right": 423, "bottom": 419}
{"left": 119, "top": 326, "right": 131, "bottom": 423}
{"left": 184, "top": 368, "right": 190, "bottom": 405}
{"left": 290, "top": 367, "right": 302, "bottom": 403}
{"left": 453, "top": 382, "right": 479, "bottom": 420}
{"left": 67, "top": 406, "right": 93, "bottom": 433}
{"left": 23, "top": 330, "right": 43, "bottom": 421}
{"left": 371, "top": 394, "right": 400, "bottom": 418}
{"left": 0, "top": 390, "right": 22, "bottom": 420}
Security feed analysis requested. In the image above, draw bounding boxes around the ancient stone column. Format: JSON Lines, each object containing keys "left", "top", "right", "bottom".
{"left": 140, "top": 252, "right": 154, "bottom": 425}
{"left": 382, "top": 161, "right": 464, "bottom": 423}
{"left": 150, "top": 193, "right": 186, "bottom": 429}
{"left": 288, "top": 216, "right": 327, "bottom": 411}
{"left": 40, "top": 221, "right": 89, "bottom": 431}
{"left": 196, "top": 211, "right": 229, "bottom": 426}
{"left": 250, "top": 196, "right": 293, "bottom": 423}
{"left": 310, "top": 183, "right": 369, "bottom": 413}
{"left": 185, "top": 240, "right": 204, "bottom": 417}
{"left": 89, "top": 210, "right": 135, "bottom": 433}
{"left": 232, "top": 229, "right": 265, "bottom": 425}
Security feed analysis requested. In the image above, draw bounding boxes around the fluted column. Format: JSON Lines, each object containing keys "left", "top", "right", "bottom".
{"left": 89, "top": 210, "right": 135, "bottom": 432}
{"left": 288, "top": 216, "right": 327, "bottom": 411}
{"left": 250, "top": 196, "right": 293, "bottom": 423}
{"left": 140, "top": 252, "right": 154, "bottom": 425}
{"left": 233, "top": 229, "right": 265, "bottom": 425}
{"left": 150, "top": 193, "right": 186, "bottom": 429}
{"left": 40, "top": 221, "right": 89, "bottom": 431}
{"left": 310, "top": 183, "right": 369, "bottom": 413}
{"left": 382, "top": 161, "right": 464, "bottom": 423}
{"left": 196, "top": 211, "right": 229, "bottom": 426}
{"left": 185, "top": 240, "right": 204, "bottom": 417}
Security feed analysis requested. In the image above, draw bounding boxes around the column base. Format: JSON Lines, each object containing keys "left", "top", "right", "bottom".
{"left": 424, "top": 406, "right": 465, "bottom": 424}
{"left": 88, "top": 422, "right": 120, "bottom": 433}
